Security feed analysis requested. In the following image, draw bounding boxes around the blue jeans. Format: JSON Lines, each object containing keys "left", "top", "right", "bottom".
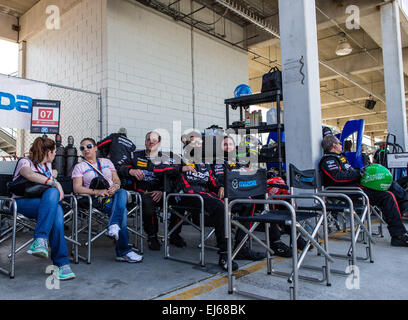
{"left": 103, "top": 189, "right": 132, "bottom": 257}
{"left": 15, "top": 188, "right": 70, "bottom": 267}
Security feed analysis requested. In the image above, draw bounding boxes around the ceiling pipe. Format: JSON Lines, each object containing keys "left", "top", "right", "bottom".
{"left": 214, "top": 0, "right": 280, "bottom": 38}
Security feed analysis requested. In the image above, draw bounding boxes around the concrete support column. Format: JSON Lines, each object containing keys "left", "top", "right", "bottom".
{"left": 278, "top": 0, "right": 323, "bottom": 172}
{"left": 18, "top": 41, "right": 26, "bottom": 78}
{"left": 16, "top": 41, "right": 27, "bottom": 157}
{"left": 381, "top": 1, "right": 408, "bottom": 150}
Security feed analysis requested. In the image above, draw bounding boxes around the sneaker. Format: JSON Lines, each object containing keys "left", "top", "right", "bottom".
{"left": 116, "top": 251, "right": 143, "bottom": 263}
{"left": 27, "top": 238, "right": 49, "bottom": 258}
{"left": 106, "top": 224, "right": 120, "bottom": 241}
{"left": 234, "top": 246, "right": 266, "bottom": 261}
{"left": 147, "top": 235, "right": 161, "bottom": 251}
{"left": 391, "top": 233, "right": 408, "bottom": 247}
{"left": 218, "top": 252, "right": 238, "bottom": 271}
{"left": 270, "top": 241, "right": 292, "bottom": 258}
{"left": 170, "top": 234, "right": 187, "bottom": 248}
{"left": 56, "top": 265, "right": 76, "bottom": 281}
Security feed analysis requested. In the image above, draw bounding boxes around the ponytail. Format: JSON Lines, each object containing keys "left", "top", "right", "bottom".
{"left": 29, "top": 137, "right": 56, "bottom": 164}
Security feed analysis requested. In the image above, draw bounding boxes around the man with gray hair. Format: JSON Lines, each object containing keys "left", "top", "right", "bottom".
{"left": 319, "top": 135, "right": 408, "bottom": 247}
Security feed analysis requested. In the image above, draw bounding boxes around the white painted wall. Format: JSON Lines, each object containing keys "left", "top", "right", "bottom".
{"left": 19, "top": 0, "right": 248, "bottom": 151}
{"left": 17, "top": 0, "right": 106, "bottom": 154}
{"left": 23, "top": 0, "right": 106, "bottom": 92}
{"left": 105, "top": 0, "right": 248, "bottom": 149}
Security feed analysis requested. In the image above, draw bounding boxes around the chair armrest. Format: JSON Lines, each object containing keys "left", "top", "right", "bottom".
{"left": 319, "top": 189, "right": 369, "bottom": 206}
{"left": 0, "top": 197, "right": 17, "bottom": 217}
{"left": 267, "top": 194, "right": 327, "bottom": 214}
{"left": 125, "top": 190, "right": 142, "bottom": 205}
{"left": 165, "top": 193, "right": 205, "bottom": 212}
{"left": 323, "top": 186, "right": 363, "bottom": 192}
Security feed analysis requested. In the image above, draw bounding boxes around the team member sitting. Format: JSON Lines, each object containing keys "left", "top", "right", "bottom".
{"left": 319, "top": 135, "right": 408, "bottom": 247}
{"left": 11, "top": 137, "right": 75, "bottom": 280}
{"left": 72, "top": 138, "right": 143, "bottom": 263}
{"left": 117, "top": 131, "right": 193, "bottom": 250}
{"left": 170, "top": 133, "right": 239, "bottom": 271}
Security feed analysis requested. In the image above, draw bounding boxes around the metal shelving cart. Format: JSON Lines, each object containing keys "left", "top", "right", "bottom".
{"left": 224, "top": 90, "right": 284, "bottom": 175}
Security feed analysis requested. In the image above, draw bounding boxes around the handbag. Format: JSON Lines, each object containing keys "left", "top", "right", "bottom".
{"left": 24, "top": 181, "right": 51, "bottom": 198}
{"left": 261, "top": 67, "right": 282, "bottom": 93}
{"left": 8, "top": 158, "right": 51, "bottom": 198}
{"left": 84, "top": 159, "right": 110, "bottom": 190}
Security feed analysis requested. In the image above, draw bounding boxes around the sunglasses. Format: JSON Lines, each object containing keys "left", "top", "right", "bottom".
{"left": 80, "top": 144, "right": 94, "bottom": 151}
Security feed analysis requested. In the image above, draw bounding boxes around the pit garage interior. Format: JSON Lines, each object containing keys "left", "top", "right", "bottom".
{"left": 0, "top": 0, "right": 407, "bottom": 159}
{"left": 0, "top": 0, "right": 408, "bottom": 300}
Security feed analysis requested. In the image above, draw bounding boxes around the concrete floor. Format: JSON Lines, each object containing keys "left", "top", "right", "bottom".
{"left": 1, "top": 218, "right": 408, "bottom": 300}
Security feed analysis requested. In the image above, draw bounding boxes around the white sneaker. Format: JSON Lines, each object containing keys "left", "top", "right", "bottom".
{"left": 106, "top": 224, "right": 120, "bottom": 241}
{"left": 116, "top": 251, "right": 143, "bottom": 263}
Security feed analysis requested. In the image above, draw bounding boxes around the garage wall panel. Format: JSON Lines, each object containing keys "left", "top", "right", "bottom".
{"left": 106, "top": 0, "right": 248, "bottom": 149}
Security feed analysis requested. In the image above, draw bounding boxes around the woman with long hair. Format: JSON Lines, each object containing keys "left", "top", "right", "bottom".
{"left": 72, "top": 138, "right": 143, "bottom": 263}
{"left": 12, "top": 136, "right": 75, "bottom": 280}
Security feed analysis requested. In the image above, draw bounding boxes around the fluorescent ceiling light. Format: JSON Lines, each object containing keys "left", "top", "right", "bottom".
{"left": 336, "top": 36, "right": 352, "bottom": 56}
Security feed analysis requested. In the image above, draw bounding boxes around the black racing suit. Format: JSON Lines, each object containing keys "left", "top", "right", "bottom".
{"left": 319, "top": 152, "right": 406, "bottom": 237}
{"left": 172, "top": 161, "right": 227, "bottom": 252}
{"left": 97, "top": 133, "right": 136, "bottom": 170}
{"left": 117, "top": 150, "right": 179, "bottom": 236}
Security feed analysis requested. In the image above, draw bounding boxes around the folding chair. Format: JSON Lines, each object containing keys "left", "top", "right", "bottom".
{"left": 0, "top": 174, "right": 17, "bottom": 278}
{"left": 0, "top": 173, "right": 80, "bottom": 278}
{"left": 225, "top": 168, "right": 334, "bottom": 300}
{"left": 161, "top": 172, "right": 207, "bottom": 267}
{"left": 75, "top": 190, "right": 144, "bottom": 264}
{"left": 320, "top": 186, "right": 376, "bottom": 264}
{"left": 287, "top": 165, "right": 369, "bottom": 277}
{"left": 289, "top": 163, "right": 375, "bottom": 270}
{"left": 163, "top": 193, "right": 206, "bottom": 267}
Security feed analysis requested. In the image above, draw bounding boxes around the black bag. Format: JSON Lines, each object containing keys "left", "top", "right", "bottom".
{"left": 85, "top": 159, "right": 110, "bottom": 190}
{"left": 8, "top": 159, "right": 51, "bottom": 198}
{"left": 89, "top": 176, "right": 110, "bottom": 190}
{"left": 261, "top": 67, "right": 282, "bottom": 93}
{"left": 24, "top": 182, "right": 50, "bottom": 198}
{"left": 259, "top": 143, "right": 285, "bottom": 162}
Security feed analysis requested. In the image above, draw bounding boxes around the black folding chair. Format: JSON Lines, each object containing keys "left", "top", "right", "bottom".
{"left": 321, "top": 186, "right": 376, "bottom": 264}
{"left": 290, "top": 163, "right": 375, "bottom": 269}
{"left": 161, "top": 171, "right": 207, "bottom": 267}
{"left": 225, "top": 168, "right": 333, "bottom": 300}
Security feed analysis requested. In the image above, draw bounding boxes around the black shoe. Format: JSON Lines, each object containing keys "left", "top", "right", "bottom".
{"left": 170, "top": 234, "right": 187, "bottom": 248}
{"left": 391, "top": 233, "right": 408, "bottom": 247}
{"left": 296, "top": 236, "right": 313, "bottom": 251}
{"left": 147, "top": 235, "right": 161, "bottom": 251}
{"left": 234, "top": 246, "right": 266, "bottom": 261}
{"left": 270, "top": 241, "right": 292, "bottom": 258}
{"left": 219, "top": 252, "right": 238, "bottom": 271}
